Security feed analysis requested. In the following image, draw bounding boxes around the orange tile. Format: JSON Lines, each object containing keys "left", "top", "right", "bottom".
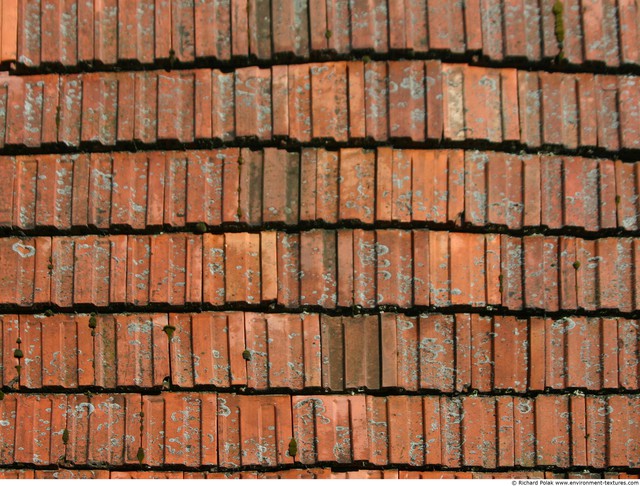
{"left": 271, "top": 0, "right": 308, "bottom": 57}
{"left": 310, "top": 62, "right": 348, "bottom": 141}
{"left": 300, "top": 229, "right": 336, "bottom": 307}
{"left": 389, "top": 62, "right": 425, "bottom": 141}
{"left": 192, "top": 312, "right": 245, "bottom": 387}
{"left": 462, "top": 396, "right": 497, "bottom": 467}
{"left": 470, "top": 315, "right": 493, "bottom": 391}
{"left": 225, "top": 232, "right": 261, "bottom": 304}
{"left": 263, "top": 314, "right": 308, "bottom": 389}
{"left": 376, "top": 229, "right": 412, "bottom": 307}
{"left": 14, "top": 394, "right": 66, "bottom": 465}
{"left": 514, "top": 397, "right": 535, "bottom": 467}
{"left": 419, "top": 314, "right": 455, "bottom": 392}
{"left": 493, "top": 316, "right": 528, "bottom": 392}
{"left": 497, "top": 396, "right": 515, "bottom": 467}
{"left": 23, "top": 315, "right": 80, "bottom": 389}
{"left": 344, "top": 315, "right": 380, "bottom": 389}
{"left": 365, "top": 396, "right": 389, "bottom": 465}
{"left": 235, "top": 66, "right": 272, "bottom": 140}
{"left": 133, "top": 72, "right": 158, "bottom": 144}
{"left": 218, "top": 394, "right": 292, "bottom": 467}
{"left": 586, "top": 396, "right": 608, "bottom": 468}
{"left": 262, "top": 149, "right": 299, "bottom": 225}
{"left": 115, "top": 314, "right": 169, "bottom": 388}
{"left": 535, "top": 395, "right": 570, "bottom": 467}
{"left": 237, "top": 147, "right": 262, "bottom": 225}
{"left": 50, "top": 236, "right": 74, "bottom": 308}
{"left": 292, "top": 395, "right": 367, "bottom": 464}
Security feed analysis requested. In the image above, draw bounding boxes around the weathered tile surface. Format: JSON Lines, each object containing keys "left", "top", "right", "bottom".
{"left": 0, "top": 0, "right": 637, "bottom": 477}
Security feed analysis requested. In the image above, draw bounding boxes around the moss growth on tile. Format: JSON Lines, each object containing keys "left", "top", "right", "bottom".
{"left": 44, "top": 309, "right": 54, "bottom": 317}
{"left": 195, "top": 222, "right": 207, "bottom": 234}
{"left": 163, "top": 325, "right": 176, "bottom": 340}
{"left": 288, "top": 437, "right": 298, "bottom": 458}
{"left": 13, "top": 349, "right": 23, "bottom": 359}
{"left": 55, "top": 105, "right": 61, "bottom": 132}
{"left": 573, "top": 260, "right": 581, "bottom": 270}
{"left": 325, "top": 29, "right": 332, "bottom": 39}
{"left": 552, "top": 1, "right": 565, "bottom": 47}
{"left": 88, "top": 314, "right": 97, "bottom": 329}
{"left": 137, "top": 447, "right": 145, "bottom": 464}
{"left": 242, "top": 349, "right": 252, "bottom": 361}
{"left": 62, "top": 428, "right": 69, "bottom": 445}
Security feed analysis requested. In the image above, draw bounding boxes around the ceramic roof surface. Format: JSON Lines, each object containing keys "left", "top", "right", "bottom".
{"left": 0, "top": 0, "right": 638, "bottom": 478}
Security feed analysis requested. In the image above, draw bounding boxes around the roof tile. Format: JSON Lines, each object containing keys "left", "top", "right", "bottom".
{"left": 0, "top": 231, "right": 639, "bottom": 311}
{"left": 0, "top": 392, "right": 638, "bottom": 468}
{"left": 0, "top": 3, "right": 637, "bottom": 477}
{"left": 463, "top": 396, "right": 498, "bottom": 467}
{"left": 5, "top": 0, "right": 640, "bottom": 69}
{"left": 218, "top": 393, "right": 293, "bottom": 467}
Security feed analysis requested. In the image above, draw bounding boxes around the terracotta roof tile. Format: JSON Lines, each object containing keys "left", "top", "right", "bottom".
{"left": 1, "top": 312, "right": 638, "bottom": 393}
{"left": 7, "top": 469, "right": 636, "bottom": 479}
{"left": 2, "top": 0, "right": 639, "bottom": 69}
{"left": 0, "top": 64, "right": 637, "bottom": 150}
{"left": 3, "top": 148, "right": 639, "bottom": 233}
{"left": 0, "top": 0, "right": 638, "bottom": 477}
{"left": 2, "top": 231, "right": 640, "bottom": 311}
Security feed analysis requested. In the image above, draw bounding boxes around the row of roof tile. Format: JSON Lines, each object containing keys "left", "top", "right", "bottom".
{"left": 0, "top": 62, "right": 637, "bottom": 151}
{"left": 0, "top": 392, "right": 638, "bottom": 468}
{"left": 2, "top": 0, "right": 639, "bottom": 68}
{"left": 0, "top": 231, "right": 638, "bottom": 311}
{"left": 1, "top": 469, "right": 638, "bottom": 480}
{"left": 1, "top": 312, "right": 638, "bottom": 392}
{"left": 2, "top": 148, "right": 639, "bottom": 233}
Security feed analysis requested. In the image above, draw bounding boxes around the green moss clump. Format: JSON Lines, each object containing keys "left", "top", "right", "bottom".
{"left": 88, "top": 315, "right": 97, "bottom": 329}
{"left": 163, "top": 325, "right": 176, "bottom": 340}
{"left": 288, "top": 437, "right": 298, "bottom": 457}
{"left": 137, "top": 447, "right": 145, "bottom": 464}
{"left": 13, "top": 349, "right": 23, "bottom": 359}
{"left": 325, "top": 29, "right": 332, "bottom": 39}
{"left": 195, "top": 222, "right": 207, "bottom": 234}
{"left": 552, "top": 1, "right": 565, "bottom": 45}
{"left": 242, "top": 349, "right": 252, "bottom": 361}
{"left": 573, "top": 261, "right": 581, "bottom": 270}
{"left": 62, "top": 428, "right": 69, "bottom": 445}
